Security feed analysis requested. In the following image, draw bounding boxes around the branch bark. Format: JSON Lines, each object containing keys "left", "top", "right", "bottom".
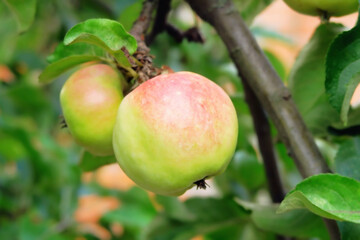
{"left": 186, "top": 0, "right": 330, "bottom": 178}
{"left": 130, "top": 0, "right": 158, "bottom": 53}
{"left": 128, "top": 0, "right": 161, "bottom": 85}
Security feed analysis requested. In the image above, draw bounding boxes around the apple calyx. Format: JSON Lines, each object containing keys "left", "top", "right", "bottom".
{"left": 319, "top": 10, "right": 330, "bottom": 23}
{"left": 59, "top": 116, "right": 67, "bottom": 129}
{"left": 194, "top": 178, "right": 210, "bottom": 190}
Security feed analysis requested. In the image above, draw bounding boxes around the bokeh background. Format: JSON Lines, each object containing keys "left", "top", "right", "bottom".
{"left": 0, "top": 0, "right": 358, "bottom": 239}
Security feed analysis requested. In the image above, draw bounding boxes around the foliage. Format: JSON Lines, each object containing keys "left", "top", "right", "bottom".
{"left": 278, "top": 174, "right": 360, "bottom": 223}
{"left": 1, "top": 0, "right": 360, "bottom": 240}
{"left": 288, "top": 23, "right": 345, "bottom": 135}
{"left": 326, "top": 16, "right": 360, "bottom": 124}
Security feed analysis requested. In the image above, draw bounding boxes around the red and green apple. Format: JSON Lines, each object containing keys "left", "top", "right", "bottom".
{"left": 113, "top": 72, "right": 238, "bottom": 196}
{"left": 60, "top": 64, "right": 123, "bottom": 156}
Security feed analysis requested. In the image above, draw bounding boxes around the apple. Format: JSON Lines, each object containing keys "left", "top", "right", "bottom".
{"left": 283, "top": 0, "right": 358, "bottom": 17}
{"left": 112, "top": 72, "right": 238, "bottom": 196}
{"left": 60, "top": 64, "right": 123, "bottom": 156}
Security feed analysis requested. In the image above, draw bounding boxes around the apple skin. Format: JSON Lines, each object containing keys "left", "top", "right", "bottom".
{"left": 283, "top": 0, "right": 358, "bottom": 17}
{"left": 113, "top": 72, "right": 238, "bottom": 196}
{"left": 60, "top": 64, "right": 123, "bottom": 156}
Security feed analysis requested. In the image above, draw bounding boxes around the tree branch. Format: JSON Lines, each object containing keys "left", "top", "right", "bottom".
{"left": 242, "top": 79, "right": 285, "bottom": 203}
{"left": 186, "top": 0, "right": 330, "bottom": 178}
{"left": 130, "top": 0, "right": 158, "bottom": 53}
{"left": 126, "top": 0, "right": 161, "bottom": 85}
{"left": 165, "top": 24, "right": 205, "bottom": 43}
{"left": 145, "top": 0, "right": 205, "bottom": 45}
{"left": 146, "top": 0, "right": 172, "bottom": 45}
{"left": 323, "top": 219, "right": 341, "bottom": 240}
{"left": 243, "top": 67, "right": 287, "bottom": 240}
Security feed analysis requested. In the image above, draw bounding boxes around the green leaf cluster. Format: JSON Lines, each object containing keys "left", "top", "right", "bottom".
{"left": 39, "top": 18, "right": 137, "bottom": 83}
{"left": 2, "top": 0, "right": 360, "bottom": 240}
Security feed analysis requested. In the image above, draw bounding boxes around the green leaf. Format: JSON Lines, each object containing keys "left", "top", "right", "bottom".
{"left": 6, "top": 82, "right": 49, "bottom": 115}
{"left": 47, "top": 42, "right": 106, "bottom": 64}
{"left": 335, "top": 137, "right": 360, "bottom": 181}
{"left": 3, "top": 0, "right": 37, "bottom": 33}
{"left": 0, "top": 133, "right": 26, "bottom": 160}
{"left": 228, "top": 151, "right": 265, "bottom": 190}
{"left": 143, "top": 215, "right": 243, "bottom": 240}
{"left": 79, "top": 151, "right": 116, "bottom": 172}
{"left": 204, "top": 225, "right": 245, "bottom": 240}
{"left": 278, "top": 174, "right": 360, "bottom": 223}
{"left": 155, "top": 195, "right": 196, "bottom": 221}
{"left": 235, "top": 0, "right": 274, "bottom": 25}
{"left": 19, "top": 214, "right": 51, "bottom": 240}
{"left": 64, "top": 19, "right": 136, "bottom": 52}
{"left": 252, "top": 205, "right": 329, "bottom": 239}
{"left": 101, "top": 187, "right": 157, "bottom": 228}
{"left": 206, "top": 222, "right": 276, "bottom": 240}
{"left": 64, "top": 18, "right": 137, "bottom": 60}
{"left": 102, "top": 204, "right": 155, "bottom": 228}
{"left": 142, "top": 197, "right": 248, "bottom": 240}
{"left": 0, "top": 5, "right": 18, "bottom": 63}
{"left": 344, "top": 106, "right": 360, "bottom": 128}
{"left": 112, "top": 50, "right": 132, "bottom": 67}
{"left": 326, "top": 19, "right": 360, "bottom": 124}
{"left": 263, "top": 49, "right": 286, "bottom": 81}
{"left": 39, "top": 55, "right": 102, "bottom": 84}
{"left": 117, "top": 187, "right": 156, "bottom": 211}
{"left": 338, "top": 222, "right": 360, "bottom": 240}
{"left": 289, "top": 23, "right": 345, "bottom": 135}
{"left": 330, "top": 106, "right": 360, "bottom": 132}
{"left": 0, "top": 221, "right": 18, "bottom": 240}
{"left": 251, "top": 26, "right": 292, "bottom": 44}
{"left": 117, "top": 0, "right": 143, "bottom": 31}
{"left": 236, "top": 199, "right": 329, "bottom": 239}
{"left": 184, "top": 197, "right": 248, "bottom": 223}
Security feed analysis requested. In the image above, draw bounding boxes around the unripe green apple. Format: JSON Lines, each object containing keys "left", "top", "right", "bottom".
{"left": 113, "top": 72, "right": 238, "bottom": 196}
{"left": 283, "top": 0, "right": 358, "bottom": 17}
{"left": 60, "top": 64, "right": 123, "bottom": 156}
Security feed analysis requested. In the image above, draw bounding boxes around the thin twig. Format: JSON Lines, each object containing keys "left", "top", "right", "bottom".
{"left": 242, "top": 79, "right": 285, "bottom": 203}
{"left": 146, "top": 0, "right": 172, "bottom": 45}
{"left": 145, "top": 0, "right": 204, "bottom": 45}
{"left": 243, "top": 75, "right": 288, "bottom": 240}
{"left": 165, "top": 24, "right": 205, "bottom": 43}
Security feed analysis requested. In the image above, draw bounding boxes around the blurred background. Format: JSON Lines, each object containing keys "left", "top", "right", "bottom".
{"left": 0, "top": 0, "right": 358, "bottom": 239}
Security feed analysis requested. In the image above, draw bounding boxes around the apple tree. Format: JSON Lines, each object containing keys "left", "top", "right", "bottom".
{"left": 1, "top": 0, "right": 360, "bottom": 239}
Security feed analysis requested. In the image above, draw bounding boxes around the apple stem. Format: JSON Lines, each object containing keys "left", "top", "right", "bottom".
{"left": 194, "top": 178, "right": 210, "bottom": 190}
